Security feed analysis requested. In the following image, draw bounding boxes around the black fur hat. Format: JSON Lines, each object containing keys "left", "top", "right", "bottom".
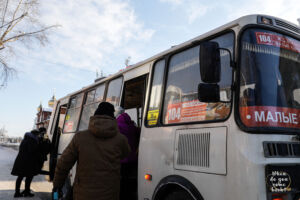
{"left": 94, "top": 102, "right": 115, "bottom": 118}
{"left": 31, "top": 129, "right": 40, "bottom": 136}
{"left": 39, "top": 127, "right": 47, "bottom": 134}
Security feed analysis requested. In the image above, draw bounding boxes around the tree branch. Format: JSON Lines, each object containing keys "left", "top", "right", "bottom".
{"left": 5, "top": 13, "right": 26, "bottom": 36}
{"left": 11, "top": 0, "right": 23, "bottom": 23}
{"left": 1, "top": 0, "right": 10, "bottom": 27}
{"left": 0, "top": 13, "right": 27, "bottom": 29}
{"left": 0, "top": 56, "right": 15, "bottom": 87}
{"left": 2, "top": 25, "right": 58, "bottom": 43}
{"left": 0, "top": 0, "right": 24, "bottom": 41}
{"left": 0, "top": 0, "right": 57, "bottom": 87}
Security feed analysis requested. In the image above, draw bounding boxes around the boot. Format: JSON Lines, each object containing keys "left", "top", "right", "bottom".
{"left": 21, "top": 190, "right": 35, "bottom": 197}
{"left": 13, "top": 191, "right": 23, "bottom": 198}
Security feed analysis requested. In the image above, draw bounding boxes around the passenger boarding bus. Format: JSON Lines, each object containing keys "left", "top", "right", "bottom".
{"left": 44, "top": 15, "right": 300, "bottom": 200}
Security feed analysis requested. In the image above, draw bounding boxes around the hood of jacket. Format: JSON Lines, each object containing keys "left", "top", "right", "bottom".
{"left": 88, "top": 115, "right": 119, "bottom": 138}
{"left": 117, "top": 113, "right": 134, "bottom": 124}
{"left": 24, "top": 132, "right": 38, "bottom": 142}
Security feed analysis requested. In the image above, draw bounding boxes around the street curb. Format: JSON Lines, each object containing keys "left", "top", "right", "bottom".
{"left": 0, "top": 144, "right": 19, "bottom": 151}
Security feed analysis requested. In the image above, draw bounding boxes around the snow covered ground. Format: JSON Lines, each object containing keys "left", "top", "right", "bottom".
{"left": 0, "top": 145, "right": 52, "bottom": 200}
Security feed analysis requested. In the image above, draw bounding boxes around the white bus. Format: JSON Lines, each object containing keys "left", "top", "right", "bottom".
{"left": 44, "top": 14, "right": 300, "bottom": 200}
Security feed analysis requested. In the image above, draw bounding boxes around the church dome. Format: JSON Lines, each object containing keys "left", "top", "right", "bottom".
{"left": 48, "top": 95, "right": 56, "bottom": 108}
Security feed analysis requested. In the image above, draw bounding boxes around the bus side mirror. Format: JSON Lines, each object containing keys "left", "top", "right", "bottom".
{"left": 199, "top": 42, "right": 221, "bottom": 83}
{"left": 198, "top": 83, "right": 220, "bottom": 102}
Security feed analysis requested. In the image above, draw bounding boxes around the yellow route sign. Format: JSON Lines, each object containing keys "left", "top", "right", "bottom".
{"left": 147, "top": 110, "right": 159, "bottom": 125}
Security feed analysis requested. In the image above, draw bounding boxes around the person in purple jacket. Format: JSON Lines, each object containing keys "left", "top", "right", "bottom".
{"left": 116, "top": 107, "right": 140, "bottom": 200}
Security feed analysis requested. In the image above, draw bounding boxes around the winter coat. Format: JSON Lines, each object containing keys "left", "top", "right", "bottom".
{"left": 37, "top": 137, "right": 51, "bottom": 170}
{"left": 117, "top": 113, "right": 140, "bottom": 164}
{"left": 11, "top": 132, "right": 40, "bottom": 177}
{"left": 53, "top": 115, "right": 131, "bottom": 200}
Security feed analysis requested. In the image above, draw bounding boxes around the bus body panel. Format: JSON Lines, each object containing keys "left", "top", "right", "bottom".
{"left": 174, "top": 127, "right": 227, "bottom": 175}
{"left": 47, "top": 100, "right": 58, "bottom": 142}
{"left": 57, "top": 133, "right": 75, "bottom": 155}
{"left": 139, "top": 114, "right": 299, "bottom": 200}
{"left": 138, "top": 122, "right": 229, "bottom": 200}
{"left": 123, "top": 62, "right": 150, "bottom": 81}
{"left": 44, "top": 14, "right": 300, "bottom": 200}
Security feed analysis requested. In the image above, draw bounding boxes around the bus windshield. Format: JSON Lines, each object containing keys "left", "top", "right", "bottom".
{"left": 239, "top": 28, "right": 300, "bottom": 131}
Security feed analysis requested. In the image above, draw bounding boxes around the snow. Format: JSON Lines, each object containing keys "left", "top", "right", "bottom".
{"left": 0, "top": 145, "right": 52, "bottom": 200}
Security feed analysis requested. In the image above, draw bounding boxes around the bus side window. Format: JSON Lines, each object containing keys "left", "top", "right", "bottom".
{"left": 121, "top": 75, "right": 147, "bottom": 127}
{"left": 63, "top": 93, "right": 84, "bottom": 133}
{"left": 57, "top": 106, "right": 67, "bottom": 131}
{"left": 78, "top": 84, "right": 105, "bottom": 131}
{"left": 49, "top": 103, "right": 67, "bottom": 136}
{"left": 106, "top": 77, "right": 123, "bottom": 106}
{"left": 146, "top": 60, "right": 165, "bottom": 126}
{"left": 162, "top": 32, "right": 233, "bottom": 124}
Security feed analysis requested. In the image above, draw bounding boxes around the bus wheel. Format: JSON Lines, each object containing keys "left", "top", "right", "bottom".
{"left": 61, "top": 178, "right": 73, "bottom": 200}
{"left": 164, "top": 190, "right": 194, "bottom": 200}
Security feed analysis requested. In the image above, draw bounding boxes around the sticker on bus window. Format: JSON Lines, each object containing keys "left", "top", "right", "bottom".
{"left": 64, "top": 121, "right": 74, "bottom": 132}
{"left": 240, "top": 106, "right": 300, "bottom": 129}
{"left": 65, "top": 114, "right": 71, "bottom": 121}
{"left": 147, "top": 110, "right": 159, "bottom": 125}
{"left": 255, "top": 32, "right": 300, "bottom": 53}
{"left": 165, "top": 100, "right": 207, "bottom": 124}
{"left": 266, "top": 170, "right": 292, "bottom": 192}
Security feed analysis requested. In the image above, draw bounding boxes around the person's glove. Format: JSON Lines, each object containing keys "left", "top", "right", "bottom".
{"left": 52, "top": 187, "right": 63, "bottom": 200}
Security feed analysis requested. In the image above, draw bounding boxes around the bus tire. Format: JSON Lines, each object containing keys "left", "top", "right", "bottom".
{"left": 164, "top": 190, "right": 194, "bottom": 200}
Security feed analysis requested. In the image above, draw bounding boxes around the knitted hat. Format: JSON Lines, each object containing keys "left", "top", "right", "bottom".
{"left": 94, "top": 102, "right": 115, "bottom": 118}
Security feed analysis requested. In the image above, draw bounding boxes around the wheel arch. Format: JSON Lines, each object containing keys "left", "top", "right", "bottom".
{"left": 152, "top": 175, "right": 204, "bottom": 200}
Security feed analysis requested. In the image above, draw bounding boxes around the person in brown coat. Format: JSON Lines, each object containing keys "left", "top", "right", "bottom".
{"left": 53, "top": 102, "right": 131, "bottom": 200}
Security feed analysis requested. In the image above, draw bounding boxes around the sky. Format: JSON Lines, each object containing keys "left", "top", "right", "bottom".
{"left": 0, "top": 0, "right": 300, "bottom": 137}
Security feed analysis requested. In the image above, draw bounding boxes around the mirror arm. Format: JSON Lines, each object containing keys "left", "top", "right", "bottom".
{"left": 218, "top": 47, "right": 235, "bottom": 69}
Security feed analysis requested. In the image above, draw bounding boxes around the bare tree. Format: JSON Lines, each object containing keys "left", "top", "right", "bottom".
{"left": 0, "top": 0, "right": 58, "bottom": 87}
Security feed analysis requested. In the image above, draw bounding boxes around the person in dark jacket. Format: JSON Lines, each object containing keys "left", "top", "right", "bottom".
{"left": 37, "top": 127, "right": 51, "bottom": 174}
{"left": 11, "top": 129, "right": 40, "bottom": 198}
{"left": 116, "top": 109, "right": 140, "bottom": 200}
{"left": 53, "top": 102, "right": 131, "bottom": 200}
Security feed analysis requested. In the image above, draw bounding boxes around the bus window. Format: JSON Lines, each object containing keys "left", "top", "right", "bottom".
{"left": 121, "top": 75, "right": 147, "bottom": 126}
{"left": 50, "top": 104, "right": 67, "bottom": 135}
{"left": 63, "top": 93, "right": 84, "bottom": 133}
{"left": 86, "top": 90, "right": 96, "bottom": 105}
{"left": 239, "top": 28, "right": 300, "bottom": 130}
{"left": 106, "top": 77, "right": 123, "bottom": 106}
{"left": 57, "top": 106, "right": 67, "bottom": 131}
{"left": 122, "top": 75, "right": 146, "bottom": 109}
{"left": 78, "top": 84, "right": 105, "bottom": 131}
{"left": 95, "top": 84, "right": 105, "bottom": 102}
{"left": 163, "top": 33, "right": 233, "bottom": 124}
{"left": 146, "top": 60, "right": 165, "bottom": 126}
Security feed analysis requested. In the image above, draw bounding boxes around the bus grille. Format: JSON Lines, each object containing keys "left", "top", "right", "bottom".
{"left": 177, "top": 132, "right": 210, "bottom": 167}
{"left": 263, "top": 142, "right": 300, "bottom": 158}
{"left": 274, "top": 19, "right": 300, "bottom": 34}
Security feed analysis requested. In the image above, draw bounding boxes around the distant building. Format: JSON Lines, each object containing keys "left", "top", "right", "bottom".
{"left": 35, "top": 95, "right": 56, "bottom": 129}
{"left": 0, "top": 135, "right": 7, "bottom": 143}
{"left": 0, "top": 126, "right": 8, "bottom": 143}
